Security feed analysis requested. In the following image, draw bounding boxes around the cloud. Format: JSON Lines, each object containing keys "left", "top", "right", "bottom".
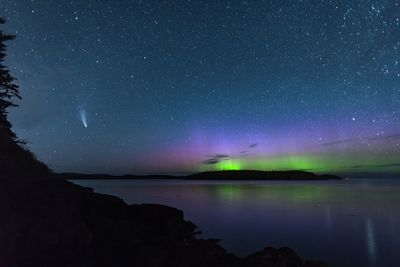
{"left": 375, "top": 163, "right": 400, "bottom": 168}
{"left": 347, "top": 163, "right": 400, "bottom": 169}
{"left": 214, "top": 154, "right": 230, "bottom": 159}
{"left": 321, "top": 139, "right": 355, "bottom": 146}
{"left": 369, "top": 134, "right": 400, "bottom": 141}
{"left": 249, "top": 143, "right": 258, "bottom": 148}
{"left": 347, "top": 165, "right": 366, "bottom": 169}
{"left": 202, "top": 142, "right": 259, "bottom": 165}
{"left": 203, "top": 158, "right": 221, "bottom": 165}
{"left": 203, "top": 154, "right": 230, "bottom": 165}
{"left": 321, "top": 134, "right": 400, "bottom": 146}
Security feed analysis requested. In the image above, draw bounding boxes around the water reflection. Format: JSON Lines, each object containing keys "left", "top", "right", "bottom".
{"left": 73, "top": 179, "right": 400, "bottom": 267}
{"left": 325, "top": 205, "right": 332, "bottom": 236}
{"left": 366, "top": 218, "right": 377, "bottom": 266}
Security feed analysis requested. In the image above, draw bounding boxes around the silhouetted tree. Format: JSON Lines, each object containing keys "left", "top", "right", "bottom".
{"left": 0, "top": 17, "right": 20, "bottom": 143}
{"left": 0, "top": 17, "right": 49, "bottom": 177}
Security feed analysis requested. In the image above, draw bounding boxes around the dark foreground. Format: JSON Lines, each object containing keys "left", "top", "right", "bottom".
{"left": 0, "top": 174, "right": 327, "bottom": 267}
{"left": 57, "top": 170, "right": 342, "bottom": 181}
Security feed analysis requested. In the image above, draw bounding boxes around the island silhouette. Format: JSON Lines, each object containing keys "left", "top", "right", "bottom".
{"left": 57, "top": 170, "right": 342, "bottom": 181}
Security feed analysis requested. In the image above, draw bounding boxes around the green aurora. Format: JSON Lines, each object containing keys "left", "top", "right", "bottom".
{"left": 199, "top": 152, "right": 400, "bottom": 174}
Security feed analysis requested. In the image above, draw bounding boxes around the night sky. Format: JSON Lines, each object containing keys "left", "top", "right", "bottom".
{"left": 1, "top": 0, "right": 400, "bottom": 175}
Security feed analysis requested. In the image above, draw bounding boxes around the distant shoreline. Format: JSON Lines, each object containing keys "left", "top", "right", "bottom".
{"left": 56, "top": 170, "right": 342, "bottom": 181}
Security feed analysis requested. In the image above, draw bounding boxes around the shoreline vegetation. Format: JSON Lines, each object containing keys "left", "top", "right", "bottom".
{"left": 58, "top": 170, "right": 342, "bottom": 181}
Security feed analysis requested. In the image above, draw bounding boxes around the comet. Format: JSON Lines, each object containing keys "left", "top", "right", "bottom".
{"left": 80, "top": 108, "right": 88, "bottom": 128}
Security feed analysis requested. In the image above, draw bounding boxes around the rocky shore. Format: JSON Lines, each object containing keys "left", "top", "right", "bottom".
{"left": 0, "top": 174, "right": 327, "bottom": 267}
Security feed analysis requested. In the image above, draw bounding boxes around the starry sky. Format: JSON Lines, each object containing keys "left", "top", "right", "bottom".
{"left": 1, "top": 0, "right": 400, "bottom": 176}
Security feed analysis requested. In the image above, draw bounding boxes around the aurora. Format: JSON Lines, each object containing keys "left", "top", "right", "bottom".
{"left": 2, "top": 0, "right": 399, "bottom": 176}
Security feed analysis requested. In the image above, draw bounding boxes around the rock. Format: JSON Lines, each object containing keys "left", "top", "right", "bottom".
{"left": 245, "top": 247, "right": 304, "bottom": 267}
{"left": 303, "top": 260, "right": 329, "bottom": 267}
{"left": 127, "top": 203, "right": 197, "bottom": 243}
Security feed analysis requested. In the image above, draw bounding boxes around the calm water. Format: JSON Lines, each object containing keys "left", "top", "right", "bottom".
{"left": 73, "top": 179, "right": 400, "bottom": 267}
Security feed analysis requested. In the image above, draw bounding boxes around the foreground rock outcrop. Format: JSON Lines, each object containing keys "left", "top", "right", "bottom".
{"left": 0, "top": 174, "right": 327, "bottom": 267}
